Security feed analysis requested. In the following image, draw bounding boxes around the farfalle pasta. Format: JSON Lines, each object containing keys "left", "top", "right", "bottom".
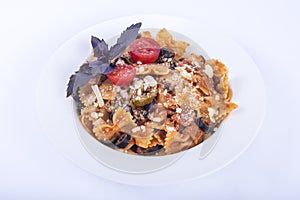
{"left": 69, "top": 24, "right": 237, "bottom": 156}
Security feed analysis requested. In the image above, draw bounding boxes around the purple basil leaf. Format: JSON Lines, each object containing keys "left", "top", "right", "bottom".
{"left": 91, "top": 36, "right": 109, "bottom": 61}
{"left": 78, "top": 63, "right": 93, "bottom": 75}
{"left": 72, "top": 72, "right": 95, "bottom": 97}
{"left": 88, "top": 61, "right": 115, "bottom": 75}
{"left": 108, "top": 22, "right": 141, "bottom": 60}
{"left": 67, "top": 23, "right": 142, "bottom": 99}
{"left": 102, "top": 64, "right": 116, "bottom": 74}
{"left": 66, "top": 74, "right": 76, "bottom": 97}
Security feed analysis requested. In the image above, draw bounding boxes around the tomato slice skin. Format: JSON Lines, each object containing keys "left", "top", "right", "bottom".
{"left": 129, "top": 38, "right": 160, "bottom": 64}
{"left": 107, "top": 64, "right": 136, "bottom": 86}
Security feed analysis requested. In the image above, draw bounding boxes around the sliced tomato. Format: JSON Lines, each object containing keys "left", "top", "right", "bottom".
{"left": 107, "top": 64, "right": 136, "bottom": 86}
{"left": 129, "top": 37, "right": 160, "bottom": 64}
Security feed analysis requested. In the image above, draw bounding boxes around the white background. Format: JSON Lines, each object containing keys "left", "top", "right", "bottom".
{"left": 1, "top": 0, "right": 300, "bottom": 199}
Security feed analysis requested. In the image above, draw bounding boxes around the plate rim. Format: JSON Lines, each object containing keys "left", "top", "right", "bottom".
{"left": 36, "top": 14, "right": 266, "bottom": 185}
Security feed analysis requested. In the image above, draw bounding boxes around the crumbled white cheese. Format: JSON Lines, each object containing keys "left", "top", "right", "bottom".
{"left": 152, "top": 117, "right": 162, "bottom": 122}
{"left": 204, "top": 64, "right": 214, "bottom": 78}
{"left": 208, "top": 108, "right": 218, "bottom": 123}
{"left": 176, "top": 108, "right": 182, "bottom": 113}
{"left": 215, "top": 95, "right": 220, "bottom": 101}
{"left": 91, "top": 112, "right": 98, "bottom": 119}
{"left": 91, "top": 85, "right": 104, "bottom": 107}
{"left": 137, "top": 88, "right": 142, "bottom": 96}
{"left": 143, "top": 75, "right": 157, "bottom": 87}
{"left": 120, "top": 89, "right": 128, "bottom": 99}
{"left": 137, "top": 61, "right": 142, "bottom": 65}
{"left": 172, "top": 72, "right": 180, "bottom": 81}
{"left": 166, "top": 126, "right": 176, "bottom": 132}
{"left": 180, "top": 69, "right": 192, "bottom": 79}
{"left": 132, "top": 126, "right": 141, "bottom": 133}
{"left": 141, "top": 125, "right": 146, "bottom": 132}
{"left": 132, "top": 79, "right": 143, "bottom": 89}
{"left": 163, "top": 89, "right": 167, "bottom": 96}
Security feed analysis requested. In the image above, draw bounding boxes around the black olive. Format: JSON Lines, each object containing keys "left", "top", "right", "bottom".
{"left": 195, "top": 117, "right": 211, "bottom": 133}
{"left": 131, "top": 145, "right": 164, "bottom": 155}
{"left": 124, "top": 105, "right": 134, "bottom": 115}
{"left": 167, "top": 114, "right": 173, "bottom": 118}
{"left": 108, "top": 111, "right": 114, "bottom": 120}
{"left": 170, "top": 62, "right": 176, "bottom": 70}
{"left": 156, "top": 48, "right": 175, "bottom": 63}
{"left": 142, "top": 110, "right": 149, "bottom": 119}
{"left": 120, "top": 56, "right": 133, "bottom": 65}
{"left": 143, "top": 98, "right": 156, "bottom": 111}
{"left": 114, "top": 133, "right": 131, "bottom": 148}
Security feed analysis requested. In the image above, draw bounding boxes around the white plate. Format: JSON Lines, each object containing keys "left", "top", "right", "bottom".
{"left": 36, "top": 15, "right": 266, "bottom": 185}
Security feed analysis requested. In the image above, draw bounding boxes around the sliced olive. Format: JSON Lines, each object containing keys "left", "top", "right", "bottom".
{"left": 108, "top": 111, "right": 114, "bottom": 120}
{"left": 156, "top": 48, "right": 175, "bottom": 63}
{"left": 143, "top": 98, "right": 156, "bottom": 110}
{"left": 170, "top": 62, "right": 176, "bottom": 70}
{"left": 120, "top": 56, "right": 133, "bottom": 65}
{"left": 114, "top": 133, "right": 131, "bottom": 148}
{"left": 131, "top": 145, "right": 164, "bottom": 155}
{"left": 124, "top": 105, "right": 134, "bottom": 115}
{"left": 195, "top": 117, "right": 211, "bottom": 133}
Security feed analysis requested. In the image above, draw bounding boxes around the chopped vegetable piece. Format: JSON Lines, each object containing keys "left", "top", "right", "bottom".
{"left": 107, "top": 64, "right": 136, "bottom": 86}
{"left": 129, "top": 38, "right": 160, "bottom": 64}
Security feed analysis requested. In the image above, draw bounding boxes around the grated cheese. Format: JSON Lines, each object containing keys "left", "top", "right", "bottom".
{"left": 176, "top": 108, "right": 182, "bottom": 113}
{"left": 163, "top": 89, "right": 167, "bottom": 96}
{"left": 152, "top": 117, "right": 162, "bottom": 122}
{"left": 132, "top": 126, "right": 141, "bottom": 133}
{"left": 91, "top": 85, "right": 104, "bottom": 107}
{"left": 91, "top": 112, "right": 98, "bottom": 119}
{"left": 204, "top": 64, "right": 214, "bottom": 78}
{"left": 208, "top": 108, "right": 218, "bottom": 123}
{"left": 143, "top": 75, "right": 157, "bottom": 87}
{"left": 166, "top": 126, "right": 176, "bottom": 132}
